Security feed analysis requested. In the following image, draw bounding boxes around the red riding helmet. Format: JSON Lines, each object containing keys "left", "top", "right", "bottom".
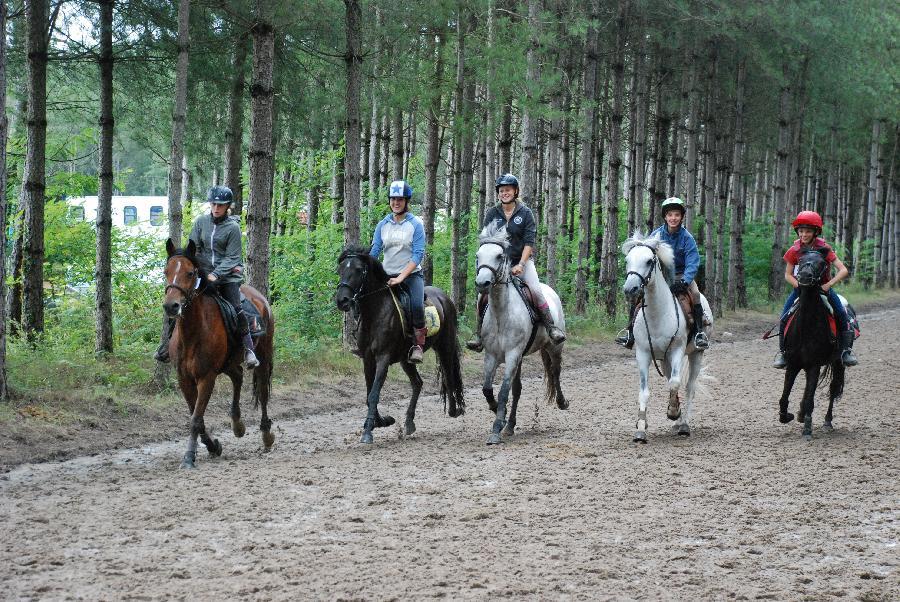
{"left": 792, "top": 210, "right": 823, "bottom": 233}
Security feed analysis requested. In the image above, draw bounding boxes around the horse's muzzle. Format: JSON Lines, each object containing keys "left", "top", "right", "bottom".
{"left": 335, "top": 293, "right": 351, "bottom": 312}
{"left": 163, "top": 301, "right": 181, "bottom": 317}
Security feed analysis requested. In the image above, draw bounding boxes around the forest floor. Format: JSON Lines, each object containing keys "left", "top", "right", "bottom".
{"left": 1, "top": 295, "right": 898, "bottom": 599}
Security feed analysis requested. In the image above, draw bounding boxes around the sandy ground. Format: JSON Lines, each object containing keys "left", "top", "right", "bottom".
{"left": 1, "top": 306, "right": 898, "bottom": 601}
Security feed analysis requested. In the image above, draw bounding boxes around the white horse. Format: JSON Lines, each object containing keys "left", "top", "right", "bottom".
{"left": 474, "top": 222, "right": 567, "bottom": 445}
{"left": 622, "top": 232, "right": 713, "bottom": 442}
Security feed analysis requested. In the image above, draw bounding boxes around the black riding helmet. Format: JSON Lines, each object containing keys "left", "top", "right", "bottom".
{"left": 495, "top": 174, "right": 520, "bottom": 201}
{"left": 207, "top": 186, "right": 234, "bottom": 205}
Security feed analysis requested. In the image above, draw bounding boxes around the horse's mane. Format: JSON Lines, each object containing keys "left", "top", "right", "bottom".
{"left": 622, "top": 231, "right": 675, "bottom": 285}
{"left": 478, "top": 221, "right": 509, "bottom": 248}
{"left": 338, "top": 245, "right": 389, "bottom": 283}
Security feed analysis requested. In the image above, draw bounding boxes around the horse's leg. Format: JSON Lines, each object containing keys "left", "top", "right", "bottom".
{"left": 400, "top": 360, "right": 423, "bottom": 436}
{"left": 488, "top": 352, "right": 520, "bottom": 445}
{"left": 226, "top": 367, "right": 246, "bottom": 438}
{"left": 182, "top": 375, "right": 221, "bottom": 468}
{"left": 666, "top": 349, "right": 686, "bottom": 421}
{"left": 778, "top": 366, "right": 801, "bottom": 424}
{"left": 823, "top": 361, "right": 843, "bottom": 432}
{"left": 634, "top": 349, "right": 652, "bottom": 443}
{"left": 361, "top": 357, "right": 393, "bottom": 444}
{"left": 256, "top": 360, "right": 275, "bottom": 451}
{"left": 503, "top": 362, "right": 522, "bottom": 437}
{"left": 675, "top": 353, "right": 703, "bottom": 436}
{"left": 178, "top": 376, "right": 200, "bottom": 468}
{"left": 482, "top": 353, "right": 499, "bottom": 413}
{"left": 800, "top": 366, "right": 820, "bottom": 440}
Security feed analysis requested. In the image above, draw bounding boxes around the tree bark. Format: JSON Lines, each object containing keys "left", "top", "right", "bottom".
{"left": 391, "top": 107, "right": 403, "bottom": 181}
{"left": 683, "top": 51, "right": 701, "bottom": 232}
{"left": 342, "top": 0, "right": 362, "bottom": 248}
{"left": 769, "top": 64, "right": 792, "bottom": 301}
{"left": 167, "top": 0, "right": 190, "bottom": 246}
{"left": 498, "top": 99, "right": 512, "bottom": 174}
{"left": 519, "top": 0, "right": 541, "bottom": 210}
{"left": 246, "top": 5, "right": 275, "bottom": 296}
{"left": 602, "top": 0, "right": 629, "bottom": 318}
{"left": 224, "top": 30, "right": 249, "bottom": 216}
{"left": 0, "top": 0, "right": 9, "bottom": 400}
{"left": 422, "top": 30, "right": 445, "bottom": 286}
{"left": 726, "top": 58, "right": 746, "bottom": 312}
{"left": 21, "top": 0, "right": 51, "bottom": 337}
{"left": 95, "top": 0, "right": 114, "bottom": 354}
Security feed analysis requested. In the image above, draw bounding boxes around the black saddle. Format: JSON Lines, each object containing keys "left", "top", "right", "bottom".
{"left": 210, "top": 290, "right": 267, "bottom": 343}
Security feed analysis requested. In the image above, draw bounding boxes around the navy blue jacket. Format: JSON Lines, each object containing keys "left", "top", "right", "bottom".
{"left": 651, "top": 224, "right": 701, "bottom": 284}
{"left": 483, "top": 202, "right": 537, "bottom": 265}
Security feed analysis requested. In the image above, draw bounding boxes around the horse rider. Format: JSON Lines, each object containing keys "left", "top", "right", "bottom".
{"left": 616, "top": 196, "right": 710, "bottom": 350}
{"left": 369, "top": 180, "right": 427, "bottom": 363}
{"left": 154, "top": 185, "right": 259, "bottom": 368}
{"left": 773, "top": 210, "right": 858, "bottom": 369}
{"left": 467, "top": 173, "right": 566, "bottom": 352}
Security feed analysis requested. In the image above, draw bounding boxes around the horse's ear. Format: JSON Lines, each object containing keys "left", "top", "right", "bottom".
{"left": 186, "top": 239, "right": 196, "bottom": 257}
{"left": 817, "top": 247, "right": 829, "bottom": 259}
{"left": 165, "top": 238, "right": 176, "bottom": 258}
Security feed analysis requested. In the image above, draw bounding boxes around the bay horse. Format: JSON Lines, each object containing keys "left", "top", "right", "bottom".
{"left": 335, "top": 246, "right": 465, "bottom": 444}
{"left": 622, "top": 232, "right": 712, "bottom": 443}
{"left": 163, "top": 238, "right": 275, "bottom": 468}
{"left": 777, "top": 248, "right": 845, "bottom": 440}
{"left": 473, "top": 223, "right": 567, "bottom": 446}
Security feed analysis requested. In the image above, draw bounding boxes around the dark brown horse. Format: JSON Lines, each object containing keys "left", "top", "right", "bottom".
{"left": 163, "top": 238, "right": 275, "bottom": 468}
{"left": 335, "top": 246, "right": 465, "bottom": 444}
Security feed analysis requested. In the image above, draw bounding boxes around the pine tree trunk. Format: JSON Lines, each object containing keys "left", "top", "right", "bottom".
{"left": 700, "top": 42, "right": 718, "bottom": 293}
{"left": 575, "top": 0, "right": 600, "bottom": 315}
{"left": 342, "top": 0, "right": 362, "bottom": 248}
{"left": 367, "top": 82, "right": 380, "bottom": 206}
{"left": 648, "top": 52, "right": 671, "bottom": 231}
{"left": 631, "top": 48, "right": 649, "bottom": 234}
{"left": 224, "top": 31, "right": 249, "bottom": 216}
{"left": 0, "top": 0, "right": 9, "bottom": 400}
{"left": 391, "top": 108, "right": 403, "bottom": 181}
{"left": 246, "top": 6, "right": 275, "bottom": 296}
{"left": 683, "top": 52, "right": 701, "bottom": 232}
{"left": 21, "top": 0, "right": 51, "bottom": 337}
{"left": 95, "top": 0, "right": 115, "bottom": 354}
{"left": 519, "top": 0, "right": 541, "bottom": 210}
{"left": 422, "top": 31, "right": 445, "bottom": 286}
{"left": 498, "top": 99, "right": 512, "bottom": 174}
{"left": 726, "top": 59, "right": 746, "bottom": 312}
{"left": 602, "top": 0, "right": 628, "bottom": 318}
{"left": 167, "top": 0, "right": 190, "bottom": 246}
{"left": 863, "top": 119, "right": 881, "bottom": 287}
{"left": 546, "top": 91, "right": 563, "bottom": 290}
{"left": 559, "top": 115, "right": 571, "bottom": 287}
{"left": 769, "top": 65, "right": 792, "bottom": 301}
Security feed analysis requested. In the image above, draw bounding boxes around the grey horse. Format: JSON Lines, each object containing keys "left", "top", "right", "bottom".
{"left": 474, "top": 222, "right": 567, "bottom": 445}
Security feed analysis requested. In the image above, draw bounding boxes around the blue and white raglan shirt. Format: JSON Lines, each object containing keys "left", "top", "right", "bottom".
{"left": 369, "top": 213, "right": 426, "bottom": 276}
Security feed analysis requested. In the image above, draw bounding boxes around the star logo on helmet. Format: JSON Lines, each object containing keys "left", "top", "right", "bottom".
{"left": 390, "top": 183, "right": 403, "bottom": 196}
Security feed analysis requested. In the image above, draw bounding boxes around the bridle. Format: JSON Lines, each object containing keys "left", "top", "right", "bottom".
{"left": 625, "top": 243, "right": 659, "bottom": 293}
{"left": 475, "top": 242, "right": 511, "bottom": 287}
{"left": 164, "top": 256, "right": 202, "bottom": 313}
{"left": 337, "top": 254, "right": 389, "bottom": 323}
{"left": 796, "top": 252, "right": 827, "bottom": 288}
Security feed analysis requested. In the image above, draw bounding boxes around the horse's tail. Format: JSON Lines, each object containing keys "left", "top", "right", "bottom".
{"left": 540, "top": 346, "right": 565, "bottom": 408}
{"left": 434, "top": 300, "right": 466, "bottom": 418}
{"left": 252, "top": 334, "right": 274, "bottom": 410}
{"left": 821, "top": 359, "right": 845, "bottom": 402}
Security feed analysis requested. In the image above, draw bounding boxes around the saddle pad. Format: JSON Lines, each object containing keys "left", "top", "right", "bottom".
{"left": 390, "top": 285, "right": 438, "bottom": 338}
{"left": 784, "top": 311, "right": 836, "bottom": 339}
{"left": 424, "top": 305, "right": 440, "bottom": 337}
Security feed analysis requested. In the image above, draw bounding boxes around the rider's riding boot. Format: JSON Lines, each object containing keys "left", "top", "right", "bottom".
{"left": 466, "top": 293, "right": 488, "bottom": 352}
{"left": 242, "top": 332, "right": 260, "bottom": 368}
{"left": 409, "top": 327, "right": 427, "bottom": 364}
{"left": 539, "top": 304, "right": 566, "bottom": 345}
{"left": 692, "top": 303, "right": 709, "bottom": 350}
{"left": 773, "top": 325, "right": 787, "bottom": 369}
{"left": 153, "top": 317, "right": 176, "bottom": 362}
{"left": 615, "top": 302, "right": 638, "bottom": 349}
{"left": 840, "top": 329, "right": 858, "bottom": 367}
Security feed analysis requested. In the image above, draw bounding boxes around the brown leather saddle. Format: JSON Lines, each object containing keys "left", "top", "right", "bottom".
{"left": 674, "top": 290, "right": 696, "bottom": 331}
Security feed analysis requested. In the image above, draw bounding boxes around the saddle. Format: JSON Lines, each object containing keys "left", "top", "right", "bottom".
{"left": 390, "top": 282, "right": 440, "bottom": 338}
{"left": 210, "top": 290, "right": 267, "bottom": 344}
{"left": 477, "top": 277, "right": 538, "bottom": 324}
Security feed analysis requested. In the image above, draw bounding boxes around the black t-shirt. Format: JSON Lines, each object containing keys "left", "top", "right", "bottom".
{"left": 483, "top": 202, "right": 537, "bottom": 265}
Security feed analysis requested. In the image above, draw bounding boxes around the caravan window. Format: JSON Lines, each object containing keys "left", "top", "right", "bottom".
{"left": 124, "top": 206, "right": 137, "bottom": 225}
{"left": 68, "top": 206, "right": 85, "bottom": 221}
{"left": 150, "top": 206, "right": 164, "bottom": 226}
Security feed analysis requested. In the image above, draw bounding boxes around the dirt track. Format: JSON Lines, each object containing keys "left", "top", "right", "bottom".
{"left": 1, "top": 306, "right": 898, "bottom": 601}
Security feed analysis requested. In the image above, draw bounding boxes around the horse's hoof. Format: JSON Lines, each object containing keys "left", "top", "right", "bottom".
{"left": 779, "top": 412, "right": 794, "bottom": 424}
{"left": 360, "top": 432, "right": 374, "bottom": 445}
{"left": 502, "top": 424, "right": 515, "bottom": 437}
{"left": 209, "top": 439, "right": 223, "bottom": 457}
{"left": 405, "top": 422, "right": 416, "bottom": 437}
{"left": 796, "top": 413, "right": 805, "bottom": 423}
{"left": 376, "top": 416, "right": 396, "bottom": 428}
{"left": 486, "top": 433, "right": 503, "bottom": 445}
{"left": 822, "top": 422, "right": 834, "bottom": 433}
{"left": 180, "top": 455, "right": 196, "bottom": 469}
{"left": 633, "top": 431, "right": 647, "bottom": 443}
{"left": 556, "top": 398, "right": 569, "bottom": 410}
{"left": 803, "top": 433, "right": 812, "bottom": 442}
{"left": 667, "top": 408, "right": 681, "bottom": 421}
{"left": 232, "top": 420, "right": 246, "bottom": 438}
{"left": 261, "top": 430, "right": 275, "bottom": 450}
{"left": 677, "top": 424, "right": 691, "bottom": 437}
{"left": 487, "top": 402, "right": 498, "bottom": 413}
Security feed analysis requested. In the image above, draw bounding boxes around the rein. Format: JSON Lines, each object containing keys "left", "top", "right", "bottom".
{"left": 164, "top": 256, "right": 203, "bottom": 313}
{"left": 629, "top": 244, "right": 680, "bottom": 377}
{"left": 476, "top": 242, "right": 511, "bottom": 286}
{"left": 337, "top": 254, "right": 390, "bottom": 332}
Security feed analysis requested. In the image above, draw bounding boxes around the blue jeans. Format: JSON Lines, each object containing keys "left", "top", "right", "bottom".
{"left": 400, "top": 271, "right": 425, "bottom": 329}
{"left": 781, "top": 287, "right": 848, "bottom": 332}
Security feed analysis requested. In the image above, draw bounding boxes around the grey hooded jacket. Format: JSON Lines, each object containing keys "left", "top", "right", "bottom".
{"left": 188, "top": 213, "right": 244, "bottom": 284}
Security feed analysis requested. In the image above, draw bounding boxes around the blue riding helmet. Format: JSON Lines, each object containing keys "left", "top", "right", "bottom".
{"left": 207, "top": 186, "right": 234, "bottom": 205}
{"left": 388, "top": 180, "right": 413, "bottom": 199}
{"left": 495, "top": 173, "right": 519, "bottom": 192}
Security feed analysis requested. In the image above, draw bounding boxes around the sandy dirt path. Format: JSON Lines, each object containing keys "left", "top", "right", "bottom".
{"left": 1, "top": 307, "right": 898, "bottom": 601}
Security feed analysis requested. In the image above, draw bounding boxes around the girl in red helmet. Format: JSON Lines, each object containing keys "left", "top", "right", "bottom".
{"left": 773, "top": 211, "right": 858, "bottom": 368}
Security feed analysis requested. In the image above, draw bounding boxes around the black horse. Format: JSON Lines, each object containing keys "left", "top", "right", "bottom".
{"left": 335, "top": 246, "right": 465, "bottom": 444}
{"left": 778, "top": 248, "right": 845, "bottom": 440}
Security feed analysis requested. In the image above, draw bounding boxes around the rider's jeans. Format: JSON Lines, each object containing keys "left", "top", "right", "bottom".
{"left": 399, "top": 271, "right": 425, "bottom": 329}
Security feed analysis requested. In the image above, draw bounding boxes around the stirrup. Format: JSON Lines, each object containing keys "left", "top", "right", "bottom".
{"left": 841, "top": 350, "right": 858, "bottom": 367}
{"left": 409, "top": 345, "right": 424, "bottom": 364}
{"left": 244, "top": 349, "right": 260, "bottom": 368}
{"left": 693, "top": 331, "right": 709, "bottom": 350}
{"left": 614, "top": 327, "right": 633, "bottom": 348}
{"left": 773, "top": 352, "right": 787, "bottom": 369}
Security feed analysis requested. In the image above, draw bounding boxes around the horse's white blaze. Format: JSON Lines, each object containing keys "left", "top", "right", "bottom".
{"left": 169, "top": 259, "right": 182, "bottom": 286}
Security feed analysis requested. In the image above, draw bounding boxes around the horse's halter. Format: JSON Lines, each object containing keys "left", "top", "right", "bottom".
{"left": 164, "top": 256, "right": 202, "bottom": 314}
{"left": 796, "top": 253, "right": 827, "bottom": 288}
{"left": 476, "top": 242, "right": 510, "bottom": 287}
{"left": 625, "top": 244, "right": 659, "bottom": 294}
